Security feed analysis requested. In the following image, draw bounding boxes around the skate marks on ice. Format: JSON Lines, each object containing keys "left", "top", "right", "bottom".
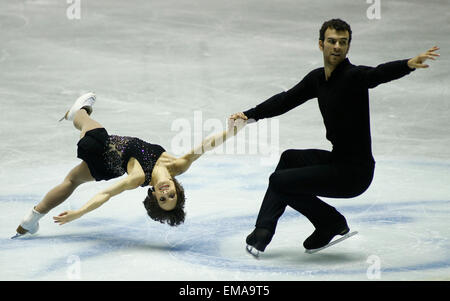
{"left": 165, "top": 200, "right": 450, "bottom": 277}
{"left": 1, "top": 195, "right": 449, "bottom": 279}
{"left": 1, "top": 211, "right": 194, "bottom": 279}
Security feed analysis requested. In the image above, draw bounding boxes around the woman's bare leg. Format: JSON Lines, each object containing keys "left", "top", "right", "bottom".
{"left": 33, "top": 110, "right": 102, "bottom": 214}
{"left": 34, "top": 161, "right": 94, "bottom": 214}
{"left": 16, "top": 109, "right": 105, "bottom": 234}
{"left": 73, "top": 109, "right": 103, "bottom": 139}
{"left": 35, "top": 109, "right": 103, "bottom": 214}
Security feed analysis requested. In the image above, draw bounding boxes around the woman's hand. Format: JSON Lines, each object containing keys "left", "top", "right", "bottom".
{"left": 407, "top": 46, "right": 440, "bottom": 69}
{"left": 180, "top": 113, "right": 249, "bottom": 166}
{"left": 229, "top": 112, "right": 248, "bottom": 121}
{"left": 53, "top": 210, "right": 82, "bottom": 225}
{"left": 228, "top": 115, "right": 247, "bottom": 135}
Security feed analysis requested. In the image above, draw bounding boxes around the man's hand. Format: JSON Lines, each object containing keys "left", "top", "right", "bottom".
{"left": 407, "top": 46, "right": 440, "bottom": 69}
{"left": 229, "top": 112, "right": 248, "bottom": 121}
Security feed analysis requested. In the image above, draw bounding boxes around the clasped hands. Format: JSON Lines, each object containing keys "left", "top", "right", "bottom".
{"left": 228, "top": 112, "right": 248, "bottom": 135}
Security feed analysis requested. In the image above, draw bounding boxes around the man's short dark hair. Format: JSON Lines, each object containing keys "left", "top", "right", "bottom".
{"left": 319, "top": 19, "right": 352, "bottom": 44}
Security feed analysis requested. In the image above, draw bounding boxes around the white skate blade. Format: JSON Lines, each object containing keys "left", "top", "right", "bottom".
{"left": 58, "top": 114, "right": 67, "bottom": 122}
{"left": 246, "top": 245, "right": 261, "bottom": 259}
{"left": 11, "top": 233, "right": 25, "bottom": 239}
{"left": 305, "top": 231, "right": 358, "bottom": 254}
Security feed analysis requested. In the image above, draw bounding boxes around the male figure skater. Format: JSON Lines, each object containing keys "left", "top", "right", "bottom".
{"left": 229, "top": 19, "right": 439, "bottom": 255}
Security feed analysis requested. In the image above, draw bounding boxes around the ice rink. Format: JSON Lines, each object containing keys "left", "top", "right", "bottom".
{"left": 1, "top": 0, "right": 449, "bottom": 281}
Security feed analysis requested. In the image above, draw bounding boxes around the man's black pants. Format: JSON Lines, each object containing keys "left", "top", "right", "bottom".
{"left": 255, "top": 149, "right": 375, "bottom": 234}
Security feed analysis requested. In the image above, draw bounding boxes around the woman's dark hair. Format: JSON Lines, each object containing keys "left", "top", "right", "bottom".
{"left": 143, "top": 178, "right": 186, "bottom": 227}
{"left": 319, "top": 18, "right": 352, "bottom": 44}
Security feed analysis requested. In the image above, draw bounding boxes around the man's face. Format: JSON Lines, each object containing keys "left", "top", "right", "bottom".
{"left": 319, "top": 28, "right": 350, "bottom": 67}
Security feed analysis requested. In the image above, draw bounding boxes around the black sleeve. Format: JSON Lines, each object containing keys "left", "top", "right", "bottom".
{"left": 358, "top": 59, "right": 415, "bottom": 89}
{"left": 243, "top": 70, "right": 317, "bottom": 121}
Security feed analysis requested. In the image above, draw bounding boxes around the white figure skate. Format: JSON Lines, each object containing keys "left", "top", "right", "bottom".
{"left": 12, "top": 207, "right": 45, "bottom": 239}
{"left": 59, "top": 92, "right": 96, "bottom": 122}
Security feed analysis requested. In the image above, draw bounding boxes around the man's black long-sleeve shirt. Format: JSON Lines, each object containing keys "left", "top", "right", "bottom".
{"left": 243, "top": 58, "right": 414, "bottom": 165}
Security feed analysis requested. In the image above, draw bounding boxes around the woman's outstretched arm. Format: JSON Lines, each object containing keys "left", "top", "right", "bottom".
{"left": 173, "top": 118, "right": 247, "bottom": 175}
{"left": 53, "top": 159, "right": 145, "bottom": 225}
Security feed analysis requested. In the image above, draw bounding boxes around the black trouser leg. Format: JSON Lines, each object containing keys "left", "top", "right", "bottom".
{"left": 255, "top": 149, "right": 337, "bottom": 233}
{"left": 254, "top": 149, "right": 374, "bottom": 236}
{"left": 254, "top": 184, "right": 288, "bottom": 234}
{"left": 253, "top": 148, "right": 299, "bottom": 234}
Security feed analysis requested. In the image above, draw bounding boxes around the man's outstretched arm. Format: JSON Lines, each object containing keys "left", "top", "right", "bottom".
{"left": 230, "top": 70, "right": 318, "bottom": 123}
{"left": 360, "top": 46, "right": 440, "bottom": 89}
{"left": 407, "top": 46, "right": 440, "bottom": 69}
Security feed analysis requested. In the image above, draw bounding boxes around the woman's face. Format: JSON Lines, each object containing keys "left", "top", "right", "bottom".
{"left": 152, "top": 178, "right": 177, "bottom": 211}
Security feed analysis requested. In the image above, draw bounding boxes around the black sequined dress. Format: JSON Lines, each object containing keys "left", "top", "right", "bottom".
{"left": 77, "top": 128, "right": 165, "bottom": 186}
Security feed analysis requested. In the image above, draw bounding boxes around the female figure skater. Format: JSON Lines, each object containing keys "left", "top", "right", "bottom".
{"left": 14, "top": 93, "right": 245, "bottom": 237}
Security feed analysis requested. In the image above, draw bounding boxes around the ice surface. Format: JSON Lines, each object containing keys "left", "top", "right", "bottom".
{"left": 1, "top": 0, "right": 449, "bottom": 280}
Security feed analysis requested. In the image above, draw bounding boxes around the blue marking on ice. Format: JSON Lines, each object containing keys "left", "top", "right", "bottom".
{"left": 4, "top": 196, "right": 448, "bottom": 278}
{"left": 0, "top": 194, "right": 41, "bottom": 203}
{"left": 377, "top": 159, "right": 450, "bottom": 169}
{"left": 352, "top": 215, "right": 415, "bottom": 224}
{"left": 165, "top": 202, "right": 450, "bottom": 276}
{"left": 239, "top": 184, "right": 268, "bottom": 191}
{"left": 9, "top": 217, "right": 193, "bottom": 278}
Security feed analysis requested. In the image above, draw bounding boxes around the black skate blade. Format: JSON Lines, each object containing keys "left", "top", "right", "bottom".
{"left": 305, "top": 231, "right": 358, "bottom": 254}
{"left": 246, "top": 245, "right": 261, "bottom": 259}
